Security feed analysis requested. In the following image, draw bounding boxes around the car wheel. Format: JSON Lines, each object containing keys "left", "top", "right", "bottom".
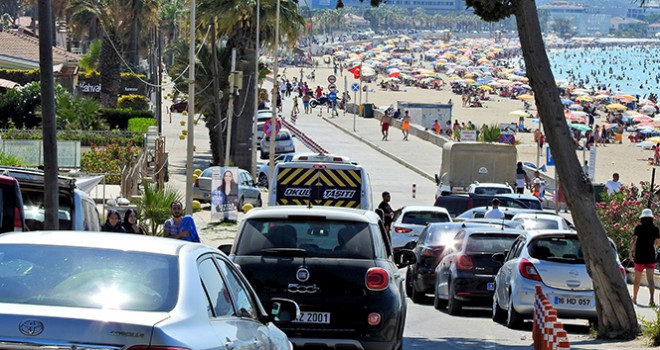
{"left": 258, "top": 173, "right": 268, "bottom": 187}
{"left": 238, "top": 196, "right": 245, "bottom": 211}
{"left": 506, "top": 292, "right": 524, "bottom": 329}
{"left": 588, "top": 318, "right": 599, "bottom": 330}
{"left": 492, "top": 291, "right": 506, "bottom": 323}
{"left": 433, "top": 287, "right": 447, "bottom": 310}
{"left": 411, "top": 283, "right": 426, "bottom": 304}
{"left": 404, "top": 268, "right": 413, "bottom": 298}
{"left": 447, "top": 281, "right": 462, "bottom": 315}
{"left": 310, "top": 100, "right": 318, "bottom": 108}
{"left": 261, "top": 152, "right": 267, "bottom": 160}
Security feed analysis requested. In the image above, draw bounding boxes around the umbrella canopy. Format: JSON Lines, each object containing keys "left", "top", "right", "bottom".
{"left": 478, "top": 85, "right": 493, "bottom": 91}
{"left": 606, "top": 103, "right": 628, "bottom": 111}
{"left": 647, "top": 136, "right": 660, "bottom": 143}
{"left": 576, "top": 96, "right": 594, "bottom": 102}
{"left": 633, "top": 115, "right": 653, "bottom": 123}
{"left": 568, "top": 122, "right": 591, "bottom": 132}
{"left": 641, "top": 105, "right": 657, "bottom": 115}
{"left": 568, "top": 104, "right": 584, "bottom": 111}
{"left": 517, "top": 94, "right": 534, "bottom": 100}
{"left": 509, "top": 110, "right": 531, "bottom": 117}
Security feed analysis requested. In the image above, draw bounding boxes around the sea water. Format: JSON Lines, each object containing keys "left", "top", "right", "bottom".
{"left": 545, "top": 45, "right": 660, "bottom": 98}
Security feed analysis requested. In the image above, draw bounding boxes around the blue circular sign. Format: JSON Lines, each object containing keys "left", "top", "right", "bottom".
{"left": 351, "top": 83, "right": 360, "bottom": 92}
{"left": 328, "top": 92, "right": 337, "bottom": 101}
{"left": 264, "top": 119, "right": 281, "bottom": 136}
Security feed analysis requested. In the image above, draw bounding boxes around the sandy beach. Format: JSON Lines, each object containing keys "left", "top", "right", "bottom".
{"left": 291, "top": 63, "right": 657, "bottom": 189}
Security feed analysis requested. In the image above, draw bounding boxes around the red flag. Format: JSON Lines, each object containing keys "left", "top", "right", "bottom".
{"left": 348, "top": 65, "right": 361, "bottom": 79}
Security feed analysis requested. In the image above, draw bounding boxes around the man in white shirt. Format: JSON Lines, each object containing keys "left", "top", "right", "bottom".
{"left": 484, "top": 198, "right": 505, "bottom": 219}
{"left": 605, "top": 173, "right": 622, "bottom": 195}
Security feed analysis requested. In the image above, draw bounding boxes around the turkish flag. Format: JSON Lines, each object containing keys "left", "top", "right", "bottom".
{"left": 348, "top": 65, "right": 361, "bottom": 79}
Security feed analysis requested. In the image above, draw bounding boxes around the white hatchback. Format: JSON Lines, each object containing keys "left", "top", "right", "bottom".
{"left": 260, "top": 129, "right": 296, "bottom": 159}
{"left": 390, "top": 206, "right": 452, "bottom": 249}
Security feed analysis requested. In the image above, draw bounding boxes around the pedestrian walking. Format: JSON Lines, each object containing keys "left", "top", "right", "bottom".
{"left": 401, "top": 110, "right": 411, "bottom": 141}
{"left": 378, "top": 191, "right": 402, "bottom": 233}
{"left": 629, "top": 208, "right": 660, "bottom": 306}
{"left": 292, "top": 95, "right": 300, "bottom": 114}
{"left": 515, "top": 162, "right": 530, "bottom": 194}
{"left": 381, "top": 112, "right": 392, "bottom": 141}
{"left": 302, "top": 94, "right": 311, "bottom": 114}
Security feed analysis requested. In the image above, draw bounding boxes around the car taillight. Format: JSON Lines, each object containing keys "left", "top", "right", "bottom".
{"left": 394, "top": 226, "right": 412, "bottom": 233}
{"left": 194, "top": 178, "right": 199, "bottom": 188}
{"left": 519, "top": 258, "right": 542, "bottom": 281}
{"left": 467, "top": 197, "right": 474, "bottom": 209}
{"left": 618, "top": 265, "right": 626, "bottom": 280}
{"left": 366, "top": 267, "right": 389, "bottom": 291}
{"left": 421, "top": 247, "right": 444, "bottom": 257}
{"left": 127, "top": 346, "right": 190, "bottom": 350}
{"left": 13, "top": 207, "right": 22, "bottom": 231}
{"left": 456, "top": 254, "right": 473, "bottom": 270}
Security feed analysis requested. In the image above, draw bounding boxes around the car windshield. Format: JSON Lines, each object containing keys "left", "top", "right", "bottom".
{"left": 0, "top": 244, "right": 178, "bottom": 311}
{"left": 520, "top": 218, "right": 561, "bottom": 230}
{"left": 528, "top": 236, "right": 584, "bottom": 263}
{"left": 519, "top": 199, "right": 543, "bottom": 210}
{"left": 473, "top": 187, "right": 511, "bottom": 195}
{"left": 264, "top": 132, "right": 291, "bottom": 141}
{"left": 426, "top": 228, "right": 462, "bottom": 246}
{"left": 402, "top": 211, "right": 450, "bottom": 225}
{"left": 466, "top": 234, "right": 517, "bottom": 254}
{"left": 237, "top": 219, "right": 374, "bottom": 259}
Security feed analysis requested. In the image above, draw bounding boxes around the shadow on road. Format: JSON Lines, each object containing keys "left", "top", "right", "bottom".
{"left": 404, "top": 336, "right": 530, "bottom": 350}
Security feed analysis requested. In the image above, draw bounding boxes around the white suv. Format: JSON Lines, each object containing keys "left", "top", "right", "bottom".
{"left": 467, "top": 182, "right": 514, "bottom": 196}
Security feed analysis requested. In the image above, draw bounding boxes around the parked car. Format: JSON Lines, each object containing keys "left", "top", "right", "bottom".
{"left": 495, "top": 193, "right": 543, "bottom": 210}
{"left": 390, "top": 206, "right": 451, "bottom": 250}
{"left": 223, "top": 206, "right": 416, "bottom": 350}
{"left": 170, "top": 100, "right": 188, "bottom": 113}
{"left": 492, "top": 230, "right": 625, "bottom": 329}
{"left": 0, "top": 231, "right": 298, "bottom": 349}
{"left": 260, "top": 129, "right": 296, "bottom": 159}
{"left": 256, "top": 152, "right": 301, "bottom": 187}
{"left": 0, "top": 174, "right": 26, "bottom": 233}
{"left": 511, "top": 212, "right": 574, "bottom": 231}
{"left": 193, "top": 166, "right": 262, "bottom": 208}
{"left": 405, "top": 222, "right": 495, "bottom": 303}
{"left": 0, "top": 166, "right": 100, "bottom": 231}
{"left": 467, "top": 182, "right": 514, "bottom": 195}
{"left": 455, "top": 206, "right": 544, "bottom": 221}
{"left": 433, "top": 227, "right": 523, "bottom": 315}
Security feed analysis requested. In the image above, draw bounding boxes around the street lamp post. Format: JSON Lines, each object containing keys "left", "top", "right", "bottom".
{"left": 251, "top": 0, "right": 261, "bottom": 179}
{"left": 268, "top": 0, "right": 281, "bottom": 182}
{"left": 185, "top": 0, "right": 196, "bottom": 214}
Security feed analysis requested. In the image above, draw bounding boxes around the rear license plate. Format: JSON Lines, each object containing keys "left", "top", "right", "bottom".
{"left": 554, "top": 295, "right": 592, "bottom": 306}
{"left": 292, "top": 311, "right": 331, "bottom": 324}
{"left": 487, "top": 282, "right": 494, "bottom": 291}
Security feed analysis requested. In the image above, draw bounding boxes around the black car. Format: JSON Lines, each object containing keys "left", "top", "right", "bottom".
{"left": 223, "top": 206, "right": 415, "bottom": 350}
{"left": 433, "top": 227, "right": 523, "bottom": 315}
{"left": 433, "top": 193, "right": 528, "bottom": 218}
{"left": 405, "top": 222, "right": 493, "bottom": 304}
{"left": 170, "top": 100, "right": 188, "bottom": 112}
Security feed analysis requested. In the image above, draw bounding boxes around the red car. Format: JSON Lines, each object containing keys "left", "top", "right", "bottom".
{"left": 170, "top": 100, "right": 188, "bottom": 113}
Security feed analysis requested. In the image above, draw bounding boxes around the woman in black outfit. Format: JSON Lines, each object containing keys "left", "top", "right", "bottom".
{"left": 123, "top": 209, "right": 144, "bottom": 234}
{"left": 101, "top": 209, "right": 126, "bottom": 233}
{"left": 629, "top": 208, "right": 660, "bottom": 306}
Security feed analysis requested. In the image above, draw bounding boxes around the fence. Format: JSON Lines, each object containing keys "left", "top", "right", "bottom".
{"left": 533, "top": 285, "right": 571, "bottom": 350}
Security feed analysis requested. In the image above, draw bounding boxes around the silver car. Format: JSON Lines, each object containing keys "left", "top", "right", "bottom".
{"left": 390, "top": 206, "right": 452, "bottom": 250}
{"left": 193, "top": 166, "right": 262, "bottom": 208}
{"left": 510, "top": 212, "right": 574, "bottom": 231}
{"left": 492, "top": 230, "right": 624, "bottom": 329}
{"left": 260, "top": 129, "right": 295, "bottom": 159}
{"left": 0, "top": 231, "right": 298, "bottom": 349}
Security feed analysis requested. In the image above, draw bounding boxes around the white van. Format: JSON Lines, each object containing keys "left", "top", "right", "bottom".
{"left": 268, "top": 153, "right": 373, "bottom": 209}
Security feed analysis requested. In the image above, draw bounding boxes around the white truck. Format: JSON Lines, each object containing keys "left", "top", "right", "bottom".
{"left": 435, "top": 142, "right": 518, "bottom": 197}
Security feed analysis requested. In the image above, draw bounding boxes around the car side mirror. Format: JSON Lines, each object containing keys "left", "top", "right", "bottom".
{"left": 393, "top": 249, "right": 417, "bottom": 268}
{"left": 404, "top": 241, "right": 416, "bottom": 249}
{"left": 434, "top": 174, "right": 439, "bottom": 185}
{"left": 218, "top": 244, "right": 232, "bottom": 255}
{"left": 264, "top": 298, "right": 300, "bottom": 323}
{"left": 492, "top": 252, "right": 506, "bottom": 265}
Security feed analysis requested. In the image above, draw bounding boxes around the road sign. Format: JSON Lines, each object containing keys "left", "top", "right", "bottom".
{"left": 263, "top": 119, "right": 281, "bottom": 137}
{"left": 327, "top": 91, "right": 337, "bottom": 101}
{"left": 351, "top": 83, "right": 360, "bottom": 92}
{"left": 328, "top": 75, "right": 337, "bottom": 84}
{"left": 328, "top": 83, "right": 337, "bottom": 92}
{"left": 498, "top": 134, "right": 515, "bottom": 145}
{"left": 499, "top": 123, "right": 517, "bottom": 135}
{"left": 546, "top": 146, "right": 554, "bottom": 166}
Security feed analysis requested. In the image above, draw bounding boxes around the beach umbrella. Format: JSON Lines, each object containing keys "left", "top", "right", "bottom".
{"left": 561, "top": 99, "right": 574, "bottom": 106}
{"left": 568, "top": 122, "right": 591, "bottom": 132}
{"left": 576, "top": 96, "right": 593, "bottom": 102}
{"left": 641, "top": 105, "right": 657, "bottom": 115}
{"left": 647, "top": 136, "right": 660, "bottom": 143}
{"left": 606, "top": 103, "right": 628, "bottom": 111}
{"left": 509, "top": 110, "right": 530, "bottom": 117}
{"left": 594, "top": 94, "right": 611, "bottom": 100}
{"left": 568, "top": 104, "right": 584, "bottom": 111}
{"left": 464, "top": 78, "right": 476, "bottom": 84}
{"left": 637, "top": 140, "right": 656, "bottom": 149}
{"left": 616, "top": 94, "right": 636, "bottom": 101}
{"left": 478, "top": 85, "right": 493, "bottom": 91}
{"left": 517, "top": 94, "right": 534, "bottom": 100}
{"left": 633, "top": 115, "right": 654, "bottom": 123}
{"left": 388, "top": 71, "right": 400, "bottom": 78}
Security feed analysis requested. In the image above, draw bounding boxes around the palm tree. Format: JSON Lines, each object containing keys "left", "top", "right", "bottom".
{"left": 126, "top": 0, "right": 160, "bottom": 67}
{"left": 197, "top": 0, "right": 304, "bottom": 169}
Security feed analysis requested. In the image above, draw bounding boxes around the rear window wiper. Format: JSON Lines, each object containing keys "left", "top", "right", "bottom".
{"left": 261, "top": 248, "right": 308, "bottom": 257}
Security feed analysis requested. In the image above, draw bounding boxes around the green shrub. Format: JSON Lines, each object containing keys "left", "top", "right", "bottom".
{"left": 0, "top": 151, "right": 26, "bottom": 166}
{"left": 641, "top": 307, "right": 660, "bottom": 346}
{"left": 80, "top": 142, "right": 141, "bottom": 184}
{"left": 478, "top": 124, "right": 501, "bottom": 142}
{"left": 1, "top": 128, "right": 143, "bottom": 147}
{"left": 136, "top": 180, "right": 183, "bottom": 236}
{"left": 118, "top": 94, "right": 150, "bottom": 110}
{"left": 101, "top": 108, "right": 154, "bottom": 130}
{"left": 128, "top": 118, "right": 156, "bottom": 134}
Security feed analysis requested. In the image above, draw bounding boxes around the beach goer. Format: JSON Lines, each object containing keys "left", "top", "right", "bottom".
{"left": 629, "top": 208, "right": 660, "bottom": 306}
{"left": 123, "top": 208, "right": 144, "bottom": 234}
{"left": 401, "top": 111, "right": 411, "bottom": 141}
{"left": 515, "top": 162, "right": 530, "bottom": 194}
{"left": 484, "top": 198, "right": 505, "bottom": 219}
{"left": 302, "top": 94, "right": 311, "bottom": 114}
{"left": 532, "top": 171, "right": 546, "bottom": 200}
{"left": 381, "top": 112, "right": 392, "bottom": 141}
{"left": 605, "top": 173, "right": 622, "bottom": 195}
{"left": 432, "top": 120, "right": 440, "bottom": 135}
{"left": 101, "top": 209, "right": 126, "bottom": 233}
{"left": 172, "top": 215, "right": 201, "bottom": 243}
{"left": 164, "top": 201, "right": 184, "bottom": 237}
{"left": 292, "top": 95, "right": 300, "bottom": 114}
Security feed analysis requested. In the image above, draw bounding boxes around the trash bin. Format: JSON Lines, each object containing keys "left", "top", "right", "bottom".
{"left": 361, "top": 103, "right": 374, "bottom": 118}
{"left": 592, "top": 183, "right": 605, "bottom": 202}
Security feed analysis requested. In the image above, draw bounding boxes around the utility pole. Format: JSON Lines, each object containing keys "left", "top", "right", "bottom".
{"left": 185, "top": 0, "right": 196, "bottom": 215}
{"left": 211, "top": 23, "right": 225, "bottom": 165}
{"left": 38, "top": 0, "right": 58, "bottom": 230}
{"left": 251, "top": 0, "right": 260, "bottom": 179}
{"left": 268, "top": 0, "right": 281, "bottom": 182}
{"left": 156, "top": 27, "right": 163, "bottom": 135}
{"left": 225, "top": 49, "right": 237, "bottom": 166}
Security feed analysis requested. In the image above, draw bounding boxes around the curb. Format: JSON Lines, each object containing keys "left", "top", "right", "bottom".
{"left": 321, "top": 116, "right": 436, "bottom": 183}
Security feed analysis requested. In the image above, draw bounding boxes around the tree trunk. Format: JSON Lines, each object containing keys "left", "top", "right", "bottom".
{"left": 231, "top": 44, "right": 257, "bottom": 170}
{"left": 99, "top": 34, "right": 121, "bottom": 108}
{"left": 514, "top": 0, "right": 638, "bottom": 338}
{"left": 210, "top": 24, "right": 224, "bottom": 166}
{"left": 128, "top": 0, "right": 139, "bottom": 66}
